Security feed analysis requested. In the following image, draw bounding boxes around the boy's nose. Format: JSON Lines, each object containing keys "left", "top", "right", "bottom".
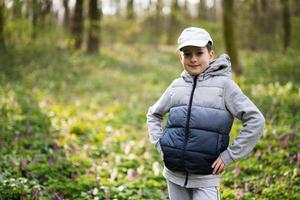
{"left": 191, "top": 54, "right": 197, "bottom": 62}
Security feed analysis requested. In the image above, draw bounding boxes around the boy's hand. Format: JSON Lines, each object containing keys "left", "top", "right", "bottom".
{"left": 212, "top": 156, "right": 226, "bottom": 175}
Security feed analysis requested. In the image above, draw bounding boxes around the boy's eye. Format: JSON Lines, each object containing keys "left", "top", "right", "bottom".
{"left": 197, "top": 52, "right": 203, "bottom": 55}
{"left": 183, "top": 52, "right": 191, "bottom": 56}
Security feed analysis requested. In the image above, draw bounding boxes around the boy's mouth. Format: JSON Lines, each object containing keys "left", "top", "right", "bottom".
{"left": 188, "top": 65, "right": 200, "bottom": 68}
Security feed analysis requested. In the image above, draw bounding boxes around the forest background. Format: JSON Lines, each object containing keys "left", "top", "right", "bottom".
{"left": 0, "top": 0, "right": 299, "bottom": 199}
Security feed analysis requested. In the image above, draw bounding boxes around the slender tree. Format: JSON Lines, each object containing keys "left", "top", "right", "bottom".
{"left": 24, "top": 0, "right": 31, "bottom": 19}
{"left": 39, "top": 0, "right": 52, "bottom": 27}
{"left": 71, "top": 0, "right": 84, "bottom": 49}
{"left": 198, "top": 0, "right": 207, "bottom": 20}
{"left": 127, "top": 0, "right": 134, "bottom": 20}
{"left": 87, "top": 0, "right": 101, "bottom": 53}
{"left": 222, "top": 0, "right": 242, "bottom": 75}
{"left": 215, "top": 0, "right": 222, "bottom": 21}
{"left": 211, "top": 0, "right": 218, "bottom": 22}
{"left": 63, "top": 0, "right": 69, "bottom": 29}
{"left": 181, "top": 0, "right": 190, "bottom": 19}
{"left": 154, "top": 0, "right": 163, "bottom": 42}
{"left": 293, "top": 0, "right": 300, "bottom": 16}
{"left": 251, "top": 0, "right": 260, "bottom": 50}
{"left": 259, "top": 0, "right": 277, "bottom": 35}
{"left": 31, "top": 0, "right": 38, "bottom": 39}
{"left": 281, "top": 0, "right": 291, "bottom": 52}
{"left": 167, "top": 0, "right": 180, "bottom": 44}
{"left": 13, "top": 0, "right": 22, "bottom": 18}
{"left": 0, "top": 0, "right": 5, "bottom": 48}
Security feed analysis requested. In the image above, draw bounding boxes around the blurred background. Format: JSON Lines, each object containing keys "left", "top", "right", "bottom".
{"left": 0, "top": 0, "right": 299, "bottom": 199}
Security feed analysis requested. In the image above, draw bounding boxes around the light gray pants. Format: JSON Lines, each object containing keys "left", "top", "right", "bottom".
{"left": 167, "top": 180, "right": 221, "bottom": 200}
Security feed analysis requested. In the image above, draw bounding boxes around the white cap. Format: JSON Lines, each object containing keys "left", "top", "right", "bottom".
{"left": 177, "top": 27, "right": 213, "bottom": 51}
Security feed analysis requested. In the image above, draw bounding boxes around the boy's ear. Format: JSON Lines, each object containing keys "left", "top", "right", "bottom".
{"left": 177, "top": 52, "right": 183, "bottom": 62}
{"left": 209, "top": 50, "right": 214, "bottom": 61}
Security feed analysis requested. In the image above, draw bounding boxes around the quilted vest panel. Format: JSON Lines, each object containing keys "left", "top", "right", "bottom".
{"left": 160, "top": 105, "right": 233, "bottom": 174}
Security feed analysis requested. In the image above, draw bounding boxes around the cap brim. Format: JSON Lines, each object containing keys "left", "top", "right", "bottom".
{"left": 177, "top": 40, "right": 210, "bottom": 51}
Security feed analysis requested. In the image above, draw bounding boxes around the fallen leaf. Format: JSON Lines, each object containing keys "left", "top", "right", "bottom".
{"left": 54, "top": 193, "right": 64, "bottom": 200}
{"left": 31, "top": 188, "right": 39, "bottom": 200}
{"left": 105, "top": 187, "right": 110, "bottom": 200}
{"left": 255, "top": 149, "right": 262, "bottom": 159}
{"left": 127, "top": 168, "right": 138, "bottom": 181}
{"left": 233, "top": 164, "right": 241, "bottom": 176}
{"left": 236, "top": 188, "right": 244, "bottom": 200}
{"left": 264, "top": 173, "right": 270, "bottom": 186}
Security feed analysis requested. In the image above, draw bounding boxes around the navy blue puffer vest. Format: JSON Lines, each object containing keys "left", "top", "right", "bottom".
{"left": 159, "top": 75, "right": 233, "bottom": 175}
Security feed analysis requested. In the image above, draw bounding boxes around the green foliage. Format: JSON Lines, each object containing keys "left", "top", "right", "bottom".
{"left": 0, "top": 30, "right": 299, "bottom": 199}
{"left": 4, "top": 18, "right": 32, "bottom": 47}
{"left": 291, "top": 16, "right": 300, "bottom": 50}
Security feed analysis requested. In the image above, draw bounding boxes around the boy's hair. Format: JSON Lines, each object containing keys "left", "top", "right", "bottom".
{"left": 206, "top": 42, "right": 212, "bottom": 52}
{"left": 178, "top": 42, "right": 212, "bottom": 53}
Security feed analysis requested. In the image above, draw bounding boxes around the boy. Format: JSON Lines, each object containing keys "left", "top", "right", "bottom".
{"left": 146, "top": 27, "right": 265, "bottom": 200}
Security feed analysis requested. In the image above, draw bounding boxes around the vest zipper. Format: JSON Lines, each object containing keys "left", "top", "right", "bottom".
{"left": 182, "top": 75, "right": 198, "bottom": 187}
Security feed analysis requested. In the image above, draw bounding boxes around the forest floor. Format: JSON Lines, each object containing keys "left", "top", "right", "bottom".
{"left": 0, "top": 40, "right": 299, "bottom": 199}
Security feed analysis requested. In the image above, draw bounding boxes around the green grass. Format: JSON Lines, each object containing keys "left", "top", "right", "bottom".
{"left": 0, "top": 37, "right": 299, "bottom": 199}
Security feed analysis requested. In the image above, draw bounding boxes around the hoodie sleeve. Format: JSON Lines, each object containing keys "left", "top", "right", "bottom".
{"left": 220, "top": 79, "right": 265, "bottom": 166}
{"left": 146, "top": 84, "right": 173, "bottom": 152}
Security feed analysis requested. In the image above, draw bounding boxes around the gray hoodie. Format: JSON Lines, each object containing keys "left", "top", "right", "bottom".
{"left": 147, "top": 54, "right": 265, "bottom": 187}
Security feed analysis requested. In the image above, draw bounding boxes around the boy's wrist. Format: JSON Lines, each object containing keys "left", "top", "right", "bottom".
{"left": 220, "top": 150, "right": 234, "bottom": 166}
{"left": 155, "top": 141, "right": 162, "bottom": 153}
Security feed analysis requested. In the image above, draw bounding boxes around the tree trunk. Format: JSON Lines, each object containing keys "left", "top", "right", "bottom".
{"left": 248, "top": 0, "right": 259, "bottom": 50}
{"left": 222, "top": 0, "right": 242, "bottom": 76}
{"left": 292, "top": 0, "right": 300, "bottom": 16}
{"left": 181, "top": 0, "right": 190, "bottom": 19}
{"left": 215, "top": 0, "right": 222, "bottom": 21}
{"left": 0, "top": 0, "right": 5, "bottom": 49}
{"left": 167, "top": 0, "right": 179, "bottom": 45}
{"left": 260, "top": 0, "right": 268, "bottom": 33}
{"left": 127, "top": 0, "right": 134, "bottom": 20}
{"left": 281, "top": 0, "right": 291, "bottom": 52}
{"left": 63, "top": 0, "right": 69, "bottom": 29}
{"left": 154, "top": 0, "right": 163, "bottom": 43}
{"left": 71, "top": 0, "right": 84, "bottom": 49}
{"left": 39, "top": 0, "right": 52, "bottom": 27}
{"left": 198, "top": 0, "right": 207, "bottom": 20}
{"left": 31, "top": 0, "right": 38, "bottom": 40}
{"left": 211, "top": 0, "right": 218, "bottom": 22}
{"left": 87, "top": 0, "right": 101, "bottom": 53}
{"left": 13, "top": 0, "right": 22, "bottom": 18}
{"left": 24, "top": 0, "right": 31, "bottom": 19}
{"left": 259, "top": 0, "right": 276, "bottom": 34}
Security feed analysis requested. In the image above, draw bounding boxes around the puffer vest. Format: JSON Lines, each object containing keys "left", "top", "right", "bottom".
{"left": 159, "top": 75, "right": 234, "bottom": 185}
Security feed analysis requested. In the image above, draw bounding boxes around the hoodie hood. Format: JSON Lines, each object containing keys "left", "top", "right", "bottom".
{"left": 181, "top": 54, "right": 232, "bottom": 82}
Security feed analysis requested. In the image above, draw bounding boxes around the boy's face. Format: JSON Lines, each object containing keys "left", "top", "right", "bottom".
{"left": 179, "top": 46, "right": 214, "bottom": 76}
